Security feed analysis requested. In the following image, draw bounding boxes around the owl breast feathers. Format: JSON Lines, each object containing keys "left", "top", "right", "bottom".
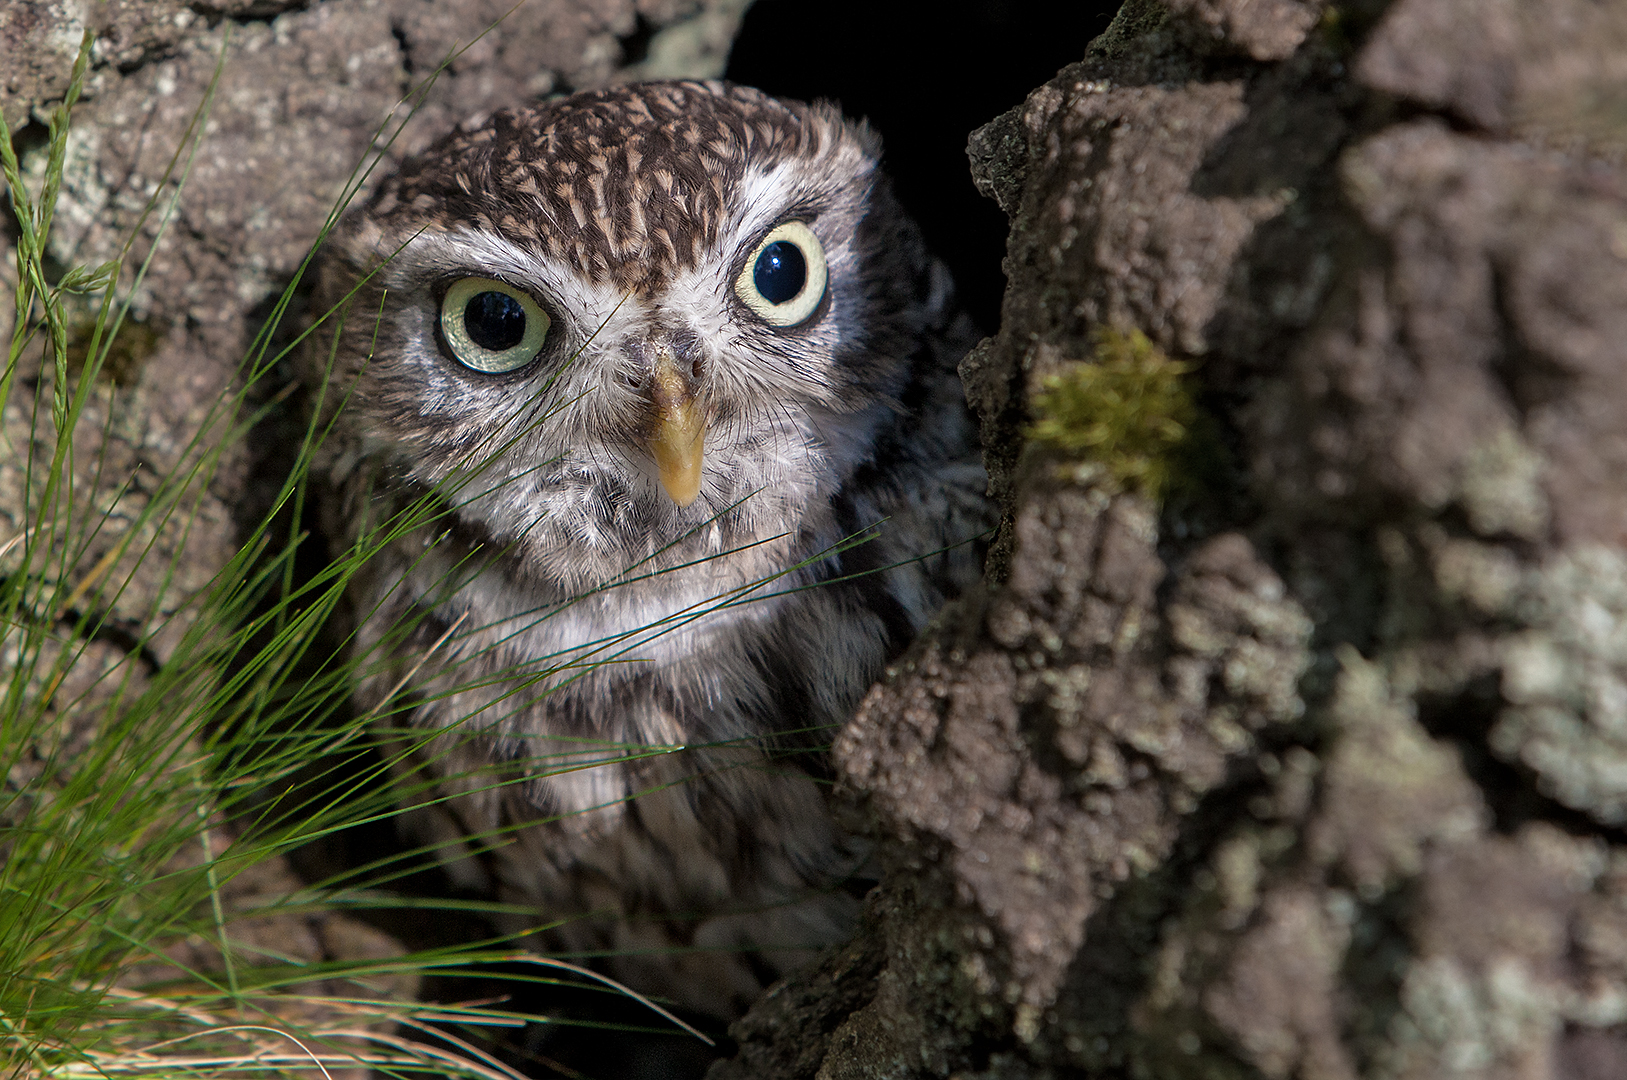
{"left": 305, "top": 79, "right": 989, "bottom": 1018}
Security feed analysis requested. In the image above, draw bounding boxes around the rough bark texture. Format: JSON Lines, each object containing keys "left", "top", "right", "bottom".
{"left": 715, "top": 0, "right": 1627, "bottom": 1077}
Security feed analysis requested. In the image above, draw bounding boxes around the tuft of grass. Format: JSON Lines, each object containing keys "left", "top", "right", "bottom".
{"left": 1026, "top": 326, "right": 1196, "bottom": 498}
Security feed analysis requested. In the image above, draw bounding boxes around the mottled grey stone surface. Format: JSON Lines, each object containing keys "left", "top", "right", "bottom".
{"left": 715, "top": 0, "right": 1627, "bottom": 1076}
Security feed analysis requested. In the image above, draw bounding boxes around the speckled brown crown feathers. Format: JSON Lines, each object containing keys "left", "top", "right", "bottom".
{"left": 364, "top": 80, "right": 867, "bottom": 293}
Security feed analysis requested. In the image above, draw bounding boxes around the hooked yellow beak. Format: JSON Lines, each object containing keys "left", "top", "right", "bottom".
{"left": 644, "top": 354, "right": 706, "bottom": 507}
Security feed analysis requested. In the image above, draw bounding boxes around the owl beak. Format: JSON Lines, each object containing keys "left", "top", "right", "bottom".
{"left": 645, "top": 353, "right": 706, "bottom": 507}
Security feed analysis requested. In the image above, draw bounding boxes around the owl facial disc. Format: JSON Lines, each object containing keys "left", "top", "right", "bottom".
{"left": 645, "top": 351, "right": 706, "bottom": 506}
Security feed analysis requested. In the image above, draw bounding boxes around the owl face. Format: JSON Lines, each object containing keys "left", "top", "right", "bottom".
{"left": 317, "top": 81, "right": 933, "bottom": 594}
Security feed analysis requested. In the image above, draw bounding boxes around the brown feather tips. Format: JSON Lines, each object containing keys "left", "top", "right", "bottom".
{"left": 374, "top": 81, "right": 853, "bottom": 293}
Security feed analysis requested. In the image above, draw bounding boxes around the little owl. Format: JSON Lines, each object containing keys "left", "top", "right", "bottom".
{"left": 305, "top": 79, "right": 988, "bottom": 1019}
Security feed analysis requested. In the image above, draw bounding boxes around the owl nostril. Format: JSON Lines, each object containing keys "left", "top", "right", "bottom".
{"left": 626, "top": 372, "right": 642, "bottom": 388}
{"left": 691, "top": 358, "right": 704, "bottom": 380}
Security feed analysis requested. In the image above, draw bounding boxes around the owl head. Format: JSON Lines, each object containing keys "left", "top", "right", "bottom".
{"left": 310, "top": 80, "right": 941, "bottom": 593}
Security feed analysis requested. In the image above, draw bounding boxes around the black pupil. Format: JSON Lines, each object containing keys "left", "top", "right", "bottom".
{"left": 753, "top": 240, "right": 807, "bottom": 305}
{"left": 464, "top": 291, "right": 527, "bottom": 351}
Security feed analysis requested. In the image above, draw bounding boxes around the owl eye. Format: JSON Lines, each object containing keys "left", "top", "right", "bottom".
{"left": 735, "top": 221, "right": 827, "bottom": 328}
{"left": 440, "top": 277, "right": 550, "bottom": 374}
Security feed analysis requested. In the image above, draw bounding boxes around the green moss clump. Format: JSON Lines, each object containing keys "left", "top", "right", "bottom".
{"left": 1027, "top": 327, "right": 1196, "bottom": 499}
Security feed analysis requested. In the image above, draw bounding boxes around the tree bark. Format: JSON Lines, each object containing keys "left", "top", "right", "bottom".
{"left": 717, "top": 1, "right": 1627, "bottom": 1077}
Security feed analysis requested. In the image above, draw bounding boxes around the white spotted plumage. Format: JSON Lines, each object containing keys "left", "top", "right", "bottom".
{"left": 305, "top": 79, "right": 989, "bottom": 1018}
